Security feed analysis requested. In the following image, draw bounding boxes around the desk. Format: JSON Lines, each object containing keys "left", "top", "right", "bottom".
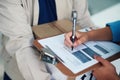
{"left": 32, "top": 19, "right": 120, "bottom": 80}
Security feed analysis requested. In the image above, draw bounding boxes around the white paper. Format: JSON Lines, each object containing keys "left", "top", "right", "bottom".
{"left": 38, "top": 34, "right": 120, "bottom": 74}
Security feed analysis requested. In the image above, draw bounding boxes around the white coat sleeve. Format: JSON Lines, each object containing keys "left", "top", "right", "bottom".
{"left": 0, "top": 0, "right": 51, "bottom": 80}
{"left": 75, "top": 0, "right": 95, "bottom": 28}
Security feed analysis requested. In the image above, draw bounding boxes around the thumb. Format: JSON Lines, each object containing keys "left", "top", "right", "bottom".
{"left": 94, "top": 55, "right": 110, "bottom": 66}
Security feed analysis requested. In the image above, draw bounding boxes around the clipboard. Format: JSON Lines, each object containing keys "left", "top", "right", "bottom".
{"left": 32, "top": 19, "right": 120, "bottom": 80}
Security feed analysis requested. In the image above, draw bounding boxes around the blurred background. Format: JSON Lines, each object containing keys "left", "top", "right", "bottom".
{"left": 88, "top": 0, "right": 120, "bottom": 27}
{"left": 0, "top": 0, "right": 120, "bottom": 80}
{"left": 88, "top": 0, "right": 119, "bottom": 15}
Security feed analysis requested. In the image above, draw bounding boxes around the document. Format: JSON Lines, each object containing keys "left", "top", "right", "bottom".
{"left": 38, "top": 34, "right": 120, "bottom": 74}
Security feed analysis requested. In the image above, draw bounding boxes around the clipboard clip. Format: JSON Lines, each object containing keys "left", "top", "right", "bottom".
{"left": 39, "top": 46, "right": 59, "bottom": 65}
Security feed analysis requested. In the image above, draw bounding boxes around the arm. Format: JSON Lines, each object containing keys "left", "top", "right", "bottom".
{"left": 64, "top": 20, "right": 120, "bottom": 47}
{"left": 0, "top": 0, "right": 51, "bottom": 80}
{"left": 87, "top": 27, "right": 112, "bottom": 41}
{"left": 0, "top": 0, "right": 34, "bottom": 60}
{"left": 64, "top": 27, "right": 112, "bottom": 47}
{"left": 88, "top": 20, "right": 120, "bottom": 42}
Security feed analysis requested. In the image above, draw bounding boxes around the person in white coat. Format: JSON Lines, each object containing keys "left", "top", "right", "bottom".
{"left": 0, "top": 0, "right": 95, "bottom": 80}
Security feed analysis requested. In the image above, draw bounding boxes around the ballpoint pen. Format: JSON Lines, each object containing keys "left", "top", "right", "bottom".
{"left": 71, "top": 10, "right": 77, "bottom": 50}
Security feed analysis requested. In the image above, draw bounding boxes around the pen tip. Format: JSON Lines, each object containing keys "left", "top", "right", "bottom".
{"left": 71, "top": 46, "right": 74, "bottom": 51}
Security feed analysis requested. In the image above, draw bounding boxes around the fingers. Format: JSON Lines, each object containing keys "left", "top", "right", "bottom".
{"left": 64, "top": 32, "right": 73, "bottom": 47}
{"left": 64, "top": 31, "right": 81, "bottom": 47}
{"left": 92, "top": 69, "right": 98, "bottom": 77}
{"left": 74, "top": 32, "right": 88, "bottom": 47}
{"left": 94, "top": 55, "right": 110, "bottom": 66}
{"left": 64, "top": 31, "right": 88, "bottom": 47}
{"left": 76, "top": 37, "right": 87, "bottom": 46}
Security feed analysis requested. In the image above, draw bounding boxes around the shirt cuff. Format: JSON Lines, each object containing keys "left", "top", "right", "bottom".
{"left": 106, "top": 21, "right": 120, "bottom": 42}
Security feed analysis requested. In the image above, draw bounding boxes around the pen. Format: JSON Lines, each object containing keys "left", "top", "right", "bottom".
{"left": 71, "top": 10, "right": 77, "bottom": 50}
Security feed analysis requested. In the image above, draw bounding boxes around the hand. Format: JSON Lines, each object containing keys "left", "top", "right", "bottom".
{"left": 64, "top": 31, "right": 89, "bottom": 48}
{"left": 93, "top": 56, "right": 120, "bottom": 80}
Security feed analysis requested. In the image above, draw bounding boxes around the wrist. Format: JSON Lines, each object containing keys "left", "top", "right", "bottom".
{"left": 86, "top": 31, "right": 94, "bottom": 41}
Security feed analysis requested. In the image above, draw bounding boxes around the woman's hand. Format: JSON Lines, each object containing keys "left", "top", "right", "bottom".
{"left": 64, "top": 31, "right": 89, "bottom": 48}
{"left": 93, "top": 56, "right": 120, "bottom": 80}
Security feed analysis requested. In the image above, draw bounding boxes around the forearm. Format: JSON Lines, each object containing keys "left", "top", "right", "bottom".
{"left": 87, "top": 27, "right": 112, "bottom": 41}
{"left": 0, "top": 0, "right": 33, "bottom": 56}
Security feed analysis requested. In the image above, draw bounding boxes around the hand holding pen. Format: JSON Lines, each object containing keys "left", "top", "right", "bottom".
{"left": 71, "top": 10, "right": 77, "bottom": 50}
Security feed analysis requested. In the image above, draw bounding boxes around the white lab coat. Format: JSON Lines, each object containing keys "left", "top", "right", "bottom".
{"left": 0, "top": 0, "right": 94, "bottom": 80}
